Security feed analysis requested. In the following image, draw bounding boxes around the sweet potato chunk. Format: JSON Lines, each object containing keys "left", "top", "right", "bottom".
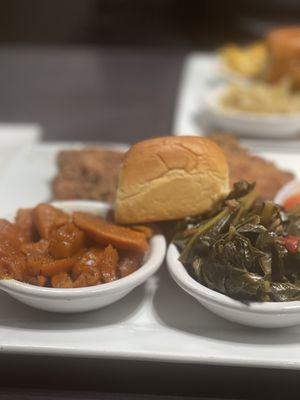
{"left": 15, "top": 208, "right": 37, "bottom": 243}
{"left": 0, "top": 220, "right": 26, "bottom": 281}
{"left": 72, "top": 248, "right": 103, "bottom": 286}
{"left": 23, "top": 240, "right": 76, "bottom": 277}
{"left": 29, "top": 255, "right": 76, "bottom": 277}
{"left": 72, "top": 245, "right": 118, "bottom": 285}
{"left": 73, "top": 273, "right": 88, "bottom": 288}
{"left": 27, "top": 275, "right": 47, "bottom": 287}
{"left": 0, "top": 252, "right": 26, "bottom": 281}
{"left": 130, "top": 225, "right": 153, "bottom": 239}
{"left": 49, "top": 223, "right": 86, "bottom": 259}
{"left": 0, "top": 219, "right": 23, "bottom": 250}
{"left": 73, "top": 212, "right": 148, "bottom": 252}
{"left": 0, "top": 239, "right": 21, "bottom": 261}
{"left": 100, "top": 245, "right": 118, "bottom": 283}
{"left": 33, "top": 204, "right": 69, "bottom": 239}
{"left": 51, "top": 272, "right": 73, "bottom": 288}
{"left": 118, "top": 251, "right": 143, "bottom": 278}
{"left": 21, "top": 239, "right": 49, "bottom": 257}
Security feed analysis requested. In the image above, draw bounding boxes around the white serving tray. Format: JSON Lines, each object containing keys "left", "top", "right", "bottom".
{"left": 1, "top": 143, "right": 300, "bottom": 369}
{"left": 173, "top": 53, "right": 300, "bottom": 152}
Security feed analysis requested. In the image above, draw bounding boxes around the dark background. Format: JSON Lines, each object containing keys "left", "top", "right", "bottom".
{"left": 0, "top": 0, "right": 298, "bottom": 142}
{"left": 0, "top": 0, "right": 298, "bottom": 48}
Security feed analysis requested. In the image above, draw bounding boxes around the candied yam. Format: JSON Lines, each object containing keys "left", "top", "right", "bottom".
{"left": 0, "top": 220, "right": 26, "bottom": 281}
{"left": 72, "top": 245, "right": 118, "bottom": 284}
{"left": 0, "top": 219, "right": 23, "bottom": 250}
{"left": 118, "top": 251, "right": 143, "bottom": 278}
{"left": 15, "top": 208, "right": 37, "bottom": 243}
{"left": 33, "top": 204, "right": 69, "bottom": 239}
{"left": 0, "top": 252, "right": 26, "bottom": 281}
{"left": 27, "top": 254, "right": 76, "bottom": 277}
{"left": 73, "top": 212, "right": 149, "bottom": 253}
{"left": 36, "top": 275, "right": 47, "bottom": 286}
{"left": 27, "top": 275, "right": 47, "bottom": 287}
{"left": 72, "top": 248, "right": 103, "bottom": 286}
{"left": 21, "top": 239, "right": 49, "bottom": 257}
{"left": 0, "top": 219, "right": 20, "bottom": 238}
{"left": 41, "top": 257, "right": 76, "bottom": 277}
{"left": 73, "top": 273, "right": 88, "bottom": 288}
{"left": 100, "top": 245, "right": 118, "bottom": 283}
{"left": 51, "top": 272, "right": 73, "bottom": 288}
{"left": 74, "top": 269, "right": 100, "bottom": 286}
{"left": 0, "top": 240, "right": 19, "bottom": 259}
{"left": 49, "top": 223, "right": 86, "bottom": 259}
{"left": 130, "top": 225, "right": 153, "bottom": 239}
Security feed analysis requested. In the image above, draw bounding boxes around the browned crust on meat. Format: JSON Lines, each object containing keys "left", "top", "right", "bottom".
{"left": 52, "top": 148, "right": 124, "bottom": 203}
{"left": 210, "top": 133, "right": 294, "bottom": 200}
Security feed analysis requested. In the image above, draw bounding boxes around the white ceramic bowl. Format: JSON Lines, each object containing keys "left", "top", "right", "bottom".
{"left": 0, "top": 201, "right": 166, "bottom": 313}
{"left": 204, "top": 86, "right": 300, "bottom": 138}
{"left": 167, "top": 243, "right": 300, "bottom": 328}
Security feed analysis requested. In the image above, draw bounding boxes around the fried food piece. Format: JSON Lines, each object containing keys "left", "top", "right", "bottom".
{"left": 33, "top": 204, "right": 69, "bottom": 239}
{"left": 220, "top": 42, "right": 267, "bottom": 78}
{"left": 52, "top": 148, "right": 124, "bottom": 203}
{"left": 210, "top": 133, "right": 294, "bottom": 201}
{"left": 118, "top": 250, "right": 143, "bottom": 278}
{"left": 73, "top": 212, "right": 148, "bottom": 253}
{"left": 266, "top": 27, "right": 300, "bottom": 89}
{"left": 72, "top": 248, "right": 103, "bottom": 286}
{"left": 49, "top": 223, "right": 86, "bottom": 259}
{"left": 51, "top": 272, "right": 73, "bottom": 288}
{"left": 100, "top": 245, "right": 118, "bottom": 283}
{"left": 15, "top": 208, "right": 36, "bottom": 243}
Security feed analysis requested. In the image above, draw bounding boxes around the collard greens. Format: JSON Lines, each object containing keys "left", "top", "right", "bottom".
{"left": 174, "top": 181, "right": 300, "bottom": 302}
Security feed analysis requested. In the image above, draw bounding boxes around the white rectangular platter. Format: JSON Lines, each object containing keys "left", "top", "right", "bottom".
{"left": 0, "top": 142, "right": 300, "bottom": 370}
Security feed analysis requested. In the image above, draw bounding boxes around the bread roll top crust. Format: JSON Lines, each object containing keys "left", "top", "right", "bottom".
{"left": 115, "top": 136, "right": 229, "bottom": 224}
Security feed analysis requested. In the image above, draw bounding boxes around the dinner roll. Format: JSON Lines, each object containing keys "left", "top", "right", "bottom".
{"left": 115, "top": 136, "right": 229, "bottom": 224}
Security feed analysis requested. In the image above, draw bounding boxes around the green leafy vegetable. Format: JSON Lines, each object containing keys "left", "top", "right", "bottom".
{"left": 174, "top": 181, "right": 300, "bottom": 302}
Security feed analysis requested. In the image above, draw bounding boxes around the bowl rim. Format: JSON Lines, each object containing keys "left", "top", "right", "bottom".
{"left": 0, "top": 200, "right": 166, "bottom": 299}
{"left": 167, "top": 243, "right": 300, "bottom": 314}
{"left": 205, "top": 85, "right": 300, "bottom": 122}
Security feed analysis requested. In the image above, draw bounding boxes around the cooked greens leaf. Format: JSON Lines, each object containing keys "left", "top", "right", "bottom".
{"left": 174, "top": 180, "right": 300, "bottom": 302}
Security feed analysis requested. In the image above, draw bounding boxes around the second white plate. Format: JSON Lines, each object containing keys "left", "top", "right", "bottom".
{"left": 173, "top": 52, "right": 300, "bottom": 150}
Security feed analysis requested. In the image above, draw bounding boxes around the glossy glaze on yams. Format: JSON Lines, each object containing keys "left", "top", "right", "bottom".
{"left": 0, "top": 220, "right": 27, "bottom": 281}
{"left": 33, "top": 204, "right": 69, "bottom": 239}
{"left": 15, "top": 208, "right": 37, "bottom": 243}
{"left": 48, "top": 223, "right": 86, "bottom": 258}
{"left": 0, "top": 204, "right": 150, "bottom": 288}
{"left": 73, "top": 211, "right": 149, "bottom": 252}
